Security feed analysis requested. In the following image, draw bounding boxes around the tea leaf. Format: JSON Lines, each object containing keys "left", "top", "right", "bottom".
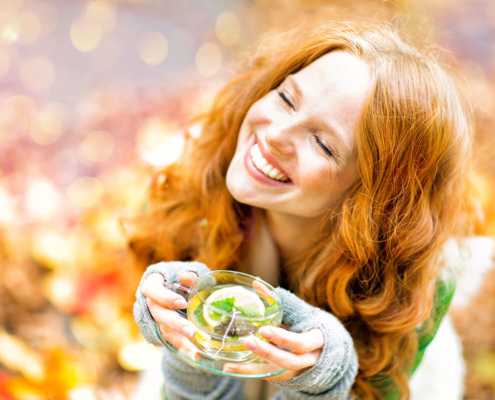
{"left": 233, "top": 305, "right": 262, "bottom": 318}
{"left": 194, "top": 303, "right": 207, "bottom": 326}
{"left": 264, "top": 302, "right": 281, "bottom": 316}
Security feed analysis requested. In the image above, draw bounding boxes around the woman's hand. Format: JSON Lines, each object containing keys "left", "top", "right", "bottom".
{"left": 222, "top": 326, "right": 324, "bottom": 381}
{"left": 141, "top": 271, "right": 200, "bottom": 360}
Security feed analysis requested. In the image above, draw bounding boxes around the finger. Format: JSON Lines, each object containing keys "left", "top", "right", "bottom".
{"left": 148, "top": 298, "right": 197, "bottom": 337}
{"left": 252, "top": 279, "right": 274, "bottom": 299}
{"left": 222, "top": 361, "right": 283, "bottom": 376}
{"left": 244, "top": 337, "right": 319, "bottom": 371}
{"left": 158, "top": 324, "right": 199, "bottom": 361}
{"left": 142, "top": 274, "right": 188, "bottom": 309}
{"left": 178, "top": 271, "right": 198, "bottom": 287}
{"left": 259, "top": 327, "right": 324, "bottom": 354}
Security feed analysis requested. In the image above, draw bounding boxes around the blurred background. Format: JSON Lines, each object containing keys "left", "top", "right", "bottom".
{"left": 0, "top": 0, "right": 494, "bottom": 399}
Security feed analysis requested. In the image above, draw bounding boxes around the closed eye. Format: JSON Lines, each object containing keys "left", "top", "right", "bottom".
{"left": 278, "top": 91, "right": 294, "bottom": 109}
{"left": 314, "top": 135, "right": 333, "bottom": 157}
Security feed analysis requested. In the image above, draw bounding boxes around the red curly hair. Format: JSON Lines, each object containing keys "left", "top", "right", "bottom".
{"left": 127, "top": 18, "right": 478, "bottom": 399}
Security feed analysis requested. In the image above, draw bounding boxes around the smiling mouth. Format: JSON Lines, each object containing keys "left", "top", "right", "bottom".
{"left": 250, "top": 143, "right": 291, "bottom": 183}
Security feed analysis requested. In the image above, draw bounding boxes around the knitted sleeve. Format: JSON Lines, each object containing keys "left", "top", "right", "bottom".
{"left": 134, "top": 264, "right": 358, "bottom": 400}
{"left": 133, "top": 261, "right": 245, "bottom": 400}
{"left": 133, "top": 261, "right": 212, "bottom": 347}
{"left": 269, "top": 288, "right": 358, "bottom": 400}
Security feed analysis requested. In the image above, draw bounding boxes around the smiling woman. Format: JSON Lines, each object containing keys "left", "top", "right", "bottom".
{"left": 128, "top": 16, "right": 483, "bottom": 400}
{"left": 226, "top": 51, "right": 366, "bottom": 219}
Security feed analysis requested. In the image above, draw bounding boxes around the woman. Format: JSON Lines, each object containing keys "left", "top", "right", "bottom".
{"left": 130, "top": 17, "right": 480, "bottom": 400}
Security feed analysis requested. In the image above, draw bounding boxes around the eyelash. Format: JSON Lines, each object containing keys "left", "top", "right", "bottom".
{"left": 278, "top": 91, "right": 293, "bottom": 108}
{"left": 314, "top": 135, "right": 334, "bottom": 157}
{"left": 277, "top": 90, "right": 334, "bottom": 158}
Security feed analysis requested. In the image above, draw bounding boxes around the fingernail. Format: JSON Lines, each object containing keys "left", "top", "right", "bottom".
{"left": 223, "top": 367, "right": 235, "bottom": 373}
{"left": 259, "top": 327, "right": 273, "bottom": 339}
{"left": 244, "top": 338, "right": 257, "bottom": 350}
{"left": 182, "top": 326, "right": 196, "bottom": 337}
{"left": 174, "top": 298, "right": 187, "bottom": 308}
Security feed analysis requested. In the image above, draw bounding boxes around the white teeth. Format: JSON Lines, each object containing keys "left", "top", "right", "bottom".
{"left": 250, "top": 143, "right": 289, "bottom": 182}
{"left": 268, "top": 168, "right": 280, "bottom": 178}
{"left": 262, "top": 165, "right": 273, "bottom": 175}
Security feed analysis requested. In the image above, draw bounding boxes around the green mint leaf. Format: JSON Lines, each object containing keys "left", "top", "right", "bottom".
{"left": 194, "top": 303, "right": 207, "bottom": 327}
{"left": 210, "top": 297, "right": 235, "bottom": 318}
{"left": 233, "top": 305, "right": 262, "bottom": 318}
{"left": 264, "top": 302, "right": 281, "bottom": 316}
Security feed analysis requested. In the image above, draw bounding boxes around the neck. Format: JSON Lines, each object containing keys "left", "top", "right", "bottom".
{"left": 262, "top": 209, "right": 323, "bottom": 261}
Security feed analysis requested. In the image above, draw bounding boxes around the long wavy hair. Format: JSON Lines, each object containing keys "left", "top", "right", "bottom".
{"left": 127, "top": 18, "right": 477, "bottom": 399}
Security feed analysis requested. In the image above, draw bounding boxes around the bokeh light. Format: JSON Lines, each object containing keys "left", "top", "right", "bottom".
{"left": 67, "top": 387, "right": 98, "bottom": 400}
{"left": 118, "top": 341, "right": 162, "bottom": 371}
{"left": 70, "top": 16, "right": 102, "bottom": 52}
{"left": 43, "top": 274, "right": 77, "bottom": 313}
{"left": 0, "top": 12, "right": 21, "bottom": 44}
{"left": 26, "top": 180, "right": 60, "bottom": 219}
{"left": 29, "top": 102, "right": 70, "bottom": 145}
{"left": 0, "top": 0, "right": 22, "bottom": 14}
{"left": 71, "top": 317, "right": 104, "bottom": 349}
{"left": 195, "top": 43, "right": 222, "bottom": 77}
{"left": 0, "top": 95, "right": 37, "bottom": 140}
{"left": 16, "top": 11, "right": 41, "bottom": 44}
{"left": 215, "top": 12, "right": 241, "bottom": 46}
{"left": 67, "top": 177, "right": 104, "bottom": 207}
{"left": 32, "top": 232, "right": 75, "bottom": 270}
{"left": 29, "top": 1, "right": 58, "bottom": 36}
{"left": 138, "top": 31, "right": 168, "bottom": 65}
{"left": 85, "top": 1, "right": 116, "bottom": 33}
{"left": 188, "top": 122, "right": 203, "bottom": 139}
{"left": 19, "top": 57, "right": 55, "bottom": 94}
{"left": 0, "top": 330, "right": 45, "bottom": 382}
{"left": 0, "top": 186, "right": 15, "bottom": 223}
{"left": 136, "top": 118, "right": 185, "bottom": 166}
{"left": 78, "top": 130, "right": 114, "bottom": 164}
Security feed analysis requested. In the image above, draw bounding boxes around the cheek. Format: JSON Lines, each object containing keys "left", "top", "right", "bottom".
{"left": 300, "top": 161, "right": 358, "bottom": 206}
{"left": 244, "top": 96, "right": 278, "bottom": 126}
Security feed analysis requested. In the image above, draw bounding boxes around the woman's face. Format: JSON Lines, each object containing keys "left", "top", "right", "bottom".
{"left": 226, "top": 51, "right": 371, "bottom": 218}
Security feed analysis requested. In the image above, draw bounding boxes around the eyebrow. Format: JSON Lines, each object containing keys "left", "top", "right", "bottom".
{"left": 285, "top": 75, "right": 350, "bottom": 157}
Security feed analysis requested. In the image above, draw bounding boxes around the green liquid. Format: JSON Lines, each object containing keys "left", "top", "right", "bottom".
{"left": 187, "top": 284, "right": 282, "bottom": 362}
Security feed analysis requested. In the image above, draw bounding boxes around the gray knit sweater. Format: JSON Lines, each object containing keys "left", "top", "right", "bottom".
{"left": 134, "top": 262, "right": 358, "bottom": 400}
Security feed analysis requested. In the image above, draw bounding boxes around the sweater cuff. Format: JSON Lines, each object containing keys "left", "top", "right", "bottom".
{"left": 133, "top": 261, "right": 211, "bottom": 347}
{"left": 270, "top": 288, "right": 358, "bottom": 397}
{"left": 161, "top": 349, "right": 245, "bottom": 400}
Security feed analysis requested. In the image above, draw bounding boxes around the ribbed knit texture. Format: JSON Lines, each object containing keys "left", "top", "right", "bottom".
{"left": 134, "top": 261, "right": 211, "bottom": 347}
{"left": 271, "top": 288, "right": 357, "bottom": 399}
{"left": 161, "top": 349, "right": 245, "bottom": 400}
{"left": 134, "top": 262, "right": 357, "bottom": 399}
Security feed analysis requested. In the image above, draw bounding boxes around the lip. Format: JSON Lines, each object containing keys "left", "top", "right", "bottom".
{"left": 256, "top": 139, "right": 291, "bottom": 178}
{"left": 243, "top": 137, "right": 293, "bottom": 187}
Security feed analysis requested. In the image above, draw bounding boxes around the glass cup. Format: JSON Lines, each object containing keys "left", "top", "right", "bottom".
{"left": 168, "top": 270, "right": 283, "bottom": 363}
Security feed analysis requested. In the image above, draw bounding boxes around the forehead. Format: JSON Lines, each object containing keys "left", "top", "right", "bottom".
{"left": 293, "top": 51, "right": 371, "bottom": 105}
{"left": 290, "top": 51, "right": 372, "bottom": 148}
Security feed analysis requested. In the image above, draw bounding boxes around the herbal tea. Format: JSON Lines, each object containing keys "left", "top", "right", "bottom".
{"left": 187, "top": 284, "right": 282, "bottom": 362}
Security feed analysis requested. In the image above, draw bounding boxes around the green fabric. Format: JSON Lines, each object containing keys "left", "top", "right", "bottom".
{"left": 376, "top": 273, "right": 456, "bottom": 400}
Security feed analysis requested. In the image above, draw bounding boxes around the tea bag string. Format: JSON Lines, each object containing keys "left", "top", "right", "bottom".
{"left": 214, "top": 309, "right": 240, "bottom": 359}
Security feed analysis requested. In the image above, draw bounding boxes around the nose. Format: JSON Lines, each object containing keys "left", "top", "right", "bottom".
{"left": 264, "top": 120, "right": 298, "bottom": 157}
